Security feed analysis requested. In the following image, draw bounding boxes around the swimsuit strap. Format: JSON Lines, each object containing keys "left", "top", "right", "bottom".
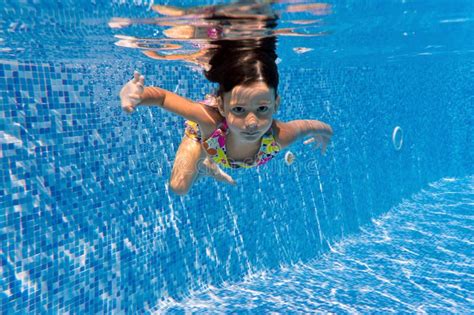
{"left": 220, "top": 119, "right": 229, "bottom": 132}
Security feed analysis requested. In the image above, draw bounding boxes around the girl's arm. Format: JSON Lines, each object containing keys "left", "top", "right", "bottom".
{"left": 140, "top": 86, "right": 221, "bottom": 125}
{"left": 273, "top": 119, "right": 333, "bottom": 153}
{"left": 120, "top": 71, "right": 221, "bottom": 127}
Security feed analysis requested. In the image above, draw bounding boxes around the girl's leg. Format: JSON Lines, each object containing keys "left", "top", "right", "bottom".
{"left": 169, "top": 136, "right": 204, "bottom": 195}
{"left": 170, "top": 137, "right": 236, "bottom": 195}
{"left": 201, "top": 157, "right": 236, "bottom": 185}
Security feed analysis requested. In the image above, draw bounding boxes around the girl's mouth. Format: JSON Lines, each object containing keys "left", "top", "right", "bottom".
{"left": 242, "top": 131, "right": 259, "bottom": 136}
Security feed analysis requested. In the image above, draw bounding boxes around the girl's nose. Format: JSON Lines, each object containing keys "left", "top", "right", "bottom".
{"left": 245, "top": 113, "right": 258, "bottom": 130}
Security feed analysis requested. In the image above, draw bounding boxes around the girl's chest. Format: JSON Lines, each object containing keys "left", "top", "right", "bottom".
{"left": 223, "top": 135, "right": 261, "bottom": 163}
{"left": 202, "top": 130, "right": 260, "bottom": 163}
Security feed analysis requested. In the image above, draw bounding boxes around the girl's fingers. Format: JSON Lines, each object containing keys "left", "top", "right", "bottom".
{"left": 321, "top": 141, "right": 327, "bottom": 155}
{"left": 133, "top": 71, "right": 140, "bottom": 83}
{"left": 137, "top": 75, "right": 145, "bottom": 89}
{"left": 304, "top": 135, "right": 330, "bottom": 154}
{"left": 304, "top": 138, "right": 315, "bottom": 145}
{"left": 121, "top": 100, "right": 134, "bottom": 113}
{"left": 128, "top": 93, "right": 141, "bottom": 101}
{"left": 121, "top": 99, "right": 131, "bottom": 108}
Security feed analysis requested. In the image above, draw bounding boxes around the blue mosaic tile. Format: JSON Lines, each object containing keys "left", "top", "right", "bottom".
{"left": 1, "top": 0, "right": 473, "bottom": 313}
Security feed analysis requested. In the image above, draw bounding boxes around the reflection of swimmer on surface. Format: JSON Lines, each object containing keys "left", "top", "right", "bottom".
{"left": 142, "top": 19, "right": 327, "bottom": 67}
{"left": 152, "top": 1, "right": 332, "bottom": 18}
{"left": 152, "top": 1, "right": 279, "bottom": 19}
{"left": 118, "top": 4, "right": 333, "bottom": 196}
{"left": 110, "top": 1, "right": 331, "bottom": 70}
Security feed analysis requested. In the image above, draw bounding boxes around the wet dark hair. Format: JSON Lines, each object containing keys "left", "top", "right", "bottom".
{"left": 204, "top": 36, "right": 279, "bottom": 98}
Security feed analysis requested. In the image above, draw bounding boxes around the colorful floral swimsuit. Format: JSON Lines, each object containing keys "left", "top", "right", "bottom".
{"left": 184, "top": 119, "right": 281, "bottom": 169}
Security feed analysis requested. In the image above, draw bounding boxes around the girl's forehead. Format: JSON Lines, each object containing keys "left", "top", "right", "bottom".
{"left": 225, "top": 83, "right": 275, "bottom": 101}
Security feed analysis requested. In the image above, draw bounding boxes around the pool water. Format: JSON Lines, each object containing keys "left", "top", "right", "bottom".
{"left": 1, "top": 0, "right": 473, "bottom": 313}
{"left": 157, "top": 176, "right": 473, "bottom": 313}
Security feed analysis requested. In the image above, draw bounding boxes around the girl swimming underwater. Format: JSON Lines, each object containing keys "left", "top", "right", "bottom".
{"left": 120, "top": 37, "right": 332, "bottom": 195}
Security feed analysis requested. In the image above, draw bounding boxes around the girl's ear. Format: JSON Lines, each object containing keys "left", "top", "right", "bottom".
{"left": 217, "top": 97, "right": 225, "bottom": 116}
{"left": 275, "top": 95, "right": 281, "bottom": 112}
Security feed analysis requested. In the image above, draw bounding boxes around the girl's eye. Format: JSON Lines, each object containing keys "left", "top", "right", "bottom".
{"left": 231, "top": 107, "right": 245, "bottom": 114}
{"left": 257, "top": 106, "right": 269, "bottom": 113}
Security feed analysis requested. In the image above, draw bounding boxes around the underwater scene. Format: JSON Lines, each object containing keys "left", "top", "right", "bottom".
{"left": 1, "top": 0, "right": 473, "bottom": 313}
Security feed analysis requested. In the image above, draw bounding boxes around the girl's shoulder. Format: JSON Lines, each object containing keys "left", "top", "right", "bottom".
{"left": 271, "top": 119, "right": 284, "bottom": 135}
{"left": 199, "top": 117, "right": 224, "bottom": 139}
{"left": 197, "top": 94, "right": 225, "bottom": 138}
{"left": 271, "top": 119, "right": 291, "bottom": 149}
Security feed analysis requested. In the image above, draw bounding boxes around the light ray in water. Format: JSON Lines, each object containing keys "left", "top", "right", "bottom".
{"left": 152, "top": 176, "right": 474, "bottom": 314}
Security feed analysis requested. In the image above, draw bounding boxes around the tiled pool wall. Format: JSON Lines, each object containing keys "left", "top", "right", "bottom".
{"left": 1, "top": 54, "right": 472, "bottom": 312}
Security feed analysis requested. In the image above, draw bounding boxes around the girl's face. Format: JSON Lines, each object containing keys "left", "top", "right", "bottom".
{"left": 218, "top": 82, "right": 280, "bottom": 143}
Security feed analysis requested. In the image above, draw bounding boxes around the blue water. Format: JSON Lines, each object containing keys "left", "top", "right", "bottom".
{"left": 1, "top": 0, "right": 473, "bottom": 313}
{"left": 157, "top": 176, "right": 474, "bottom": 313}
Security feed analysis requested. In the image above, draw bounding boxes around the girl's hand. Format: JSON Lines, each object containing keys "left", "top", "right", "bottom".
{"left": 120, "top": 71, "right": 145, "bottom": 113}
{"left": 303, "top": 126, "right": 332, "bottom": 155}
